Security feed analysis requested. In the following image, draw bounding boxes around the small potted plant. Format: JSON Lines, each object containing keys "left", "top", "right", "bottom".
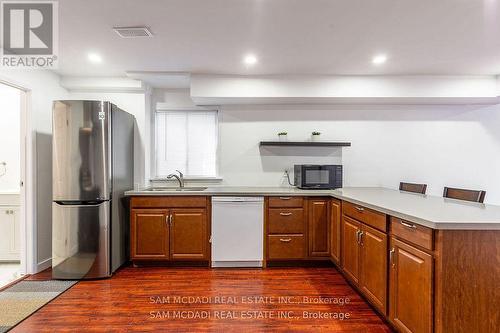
{"left": 278, "top": 131, "right": 288, "bottom": 142}
{"left": 311, "top": 131, "right": 321, "bottom": 141}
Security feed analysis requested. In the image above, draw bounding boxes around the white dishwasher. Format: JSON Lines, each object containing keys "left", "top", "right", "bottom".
{"left": 211, "top": 196, "right": 264, "bottom": 267}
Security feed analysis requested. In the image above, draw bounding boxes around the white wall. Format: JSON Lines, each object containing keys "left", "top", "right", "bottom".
{"left": 220, "top": 106, "right": 342, "bottom": 186}
{"left": 0, "top": 84, "right": 21, "bottom": 193}
{"left": 218, "top": 104, "right": 500, "bottom": 204}
{"left": 153, "top": 89, "right": 198, "bottom": 109}
{"left": 191, "top": 74, "right": 500, "bottom": 105}
{"left": 0, "top": 69, "right": 69, "bottom": 272}
{"left": 153, "top": 89, "right": 500, "bottom": 205}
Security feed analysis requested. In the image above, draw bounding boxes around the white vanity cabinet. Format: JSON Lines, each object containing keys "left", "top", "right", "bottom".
{"left": 0, "top": 199, "right": 20, "bottom": 261}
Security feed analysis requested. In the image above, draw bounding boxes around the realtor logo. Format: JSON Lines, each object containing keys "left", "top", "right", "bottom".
{"left": 1, "top": 1, "right": 58, "bottom": 68}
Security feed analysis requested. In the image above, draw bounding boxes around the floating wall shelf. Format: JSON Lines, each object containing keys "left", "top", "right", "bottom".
{"left": 259, "top": 141, "right": 351, "bottom": 147}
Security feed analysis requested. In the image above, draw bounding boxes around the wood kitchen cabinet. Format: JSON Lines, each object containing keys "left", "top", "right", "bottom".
{"left": 127, "top": 193, "right": 498, "bottom": 333}
{"left": 130, "top": 197, "right": 210, "bottom": 264}
{"left": 267, "top": 196, "right": 337, "bottom": 261}
{"left": 359, "top": 224, "right": 387, "bottom": 314}
{"left": 341, "top": 204, "right": 388, "bottom": 314}
{"left": 341, "top": 216, "right": 361, "bottom": 283}
{"left": 389, "top": 217, "right": 433, "bottom": 333}
{"left": 389, "top": 236, "right": 433, "bottom": 333}
{"left": 330, "top": 199, "right": 341, "bottom": 264}
{"left": 131, "top": 209, "right": 169, "bottom": 260}
{"left": 170, "top": 209, "right": 208, "bottom": 260}
{"left": 308, "top": 198, "right": 330, "bottom": 257}
{"left": 388, "top": 215, "right": 499, "bottom": 333}
{"left": 266, "top": 196, "right": 306, "bottom": 260}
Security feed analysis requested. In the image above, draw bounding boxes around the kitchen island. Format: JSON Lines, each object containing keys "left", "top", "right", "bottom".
{"left": 125, "top": 187, "right": 500, "bottom": 333}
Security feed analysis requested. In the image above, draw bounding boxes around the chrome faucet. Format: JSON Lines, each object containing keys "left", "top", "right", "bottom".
{"left": 167, "top": 170, "right": 185, "bottom": 188}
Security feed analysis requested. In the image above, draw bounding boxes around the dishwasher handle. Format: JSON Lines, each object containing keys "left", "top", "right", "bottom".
{"left": 212, "top": 196, "right": 264, "bottom": 203}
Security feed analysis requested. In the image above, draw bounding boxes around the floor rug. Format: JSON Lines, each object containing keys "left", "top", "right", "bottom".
{"left": 0, "top": 280, "right": 77, "bottom": 332}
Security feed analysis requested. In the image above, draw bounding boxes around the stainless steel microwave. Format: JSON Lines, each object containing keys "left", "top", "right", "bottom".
{"left": 294, "top": 165, "right": 343, "bottom": 189}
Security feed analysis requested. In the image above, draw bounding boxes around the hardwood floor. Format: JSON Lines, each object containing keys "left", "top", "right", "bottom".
{"left": 13, "top": 266, "right": 392, "bottom": 332}
{"left": 23, "top": 268, "right": 52, "bottom": 281}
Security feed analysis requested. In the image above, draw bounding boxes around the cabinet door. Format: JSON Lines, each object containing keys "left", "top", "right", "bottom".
{"left": 170, "top": 209, "right": 208, "bottom": 260}
{"left": 360, "top": 224, "right": 388, "bottom": 314}
{"left": 12, "top": 208, "right": 20, "bottom": 255}
{"left": 130, "top": 209, "right": 169, "bottom": 260}
{"left": 0, "top": 208, "right": 20, "bottom": 261}
{"left": 389, "top": 237, "right": 433, "bottom": 333}
{"left": 330, "top": 199, "right": 341, "bottom": 264}
{"left": 341, "top": 216, "right": 361, "bottom": 284}
{"left": 308, "top": 199, "right": 330, "bottom": 257}
{"left": 0, "top": 208, "right": 12, "bottom": 259}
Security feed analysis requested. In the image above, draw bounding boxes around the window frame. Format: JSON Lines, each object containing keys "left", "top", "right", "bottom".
{"left": 152, "top": 107, "right": 221, "bottom": 181}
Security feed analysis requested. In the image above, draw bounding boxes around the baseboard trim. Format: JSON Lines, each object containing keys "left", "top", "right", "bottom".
{"left": 36, "top": 257, "right": 51, "bottom": 273}
{"left": 211, "top": 261, "right": 263, "bottom": 268}
{"left": 0, "top": 274, "right": 28, "bottom": 292}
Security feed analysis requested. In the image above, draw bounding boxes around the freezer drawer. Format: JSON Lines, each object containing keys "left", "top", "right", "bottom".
{"left": 52, "top": 100, "right": 111, "bottom": 201}
{"left": 52, "top": 201, "right": 110, "bottom": 279}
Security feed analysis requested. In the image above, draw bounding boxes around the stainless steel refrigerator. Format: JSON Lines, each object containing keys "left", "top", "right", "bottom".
{"left": 52, "top": 100, "right": 134, "bottom": 279}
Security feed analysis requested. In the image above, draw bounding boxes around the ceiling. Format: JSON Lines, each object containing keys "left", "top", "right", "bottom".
{"left": 57, "top": 0, "right": 500, "bottom": 78}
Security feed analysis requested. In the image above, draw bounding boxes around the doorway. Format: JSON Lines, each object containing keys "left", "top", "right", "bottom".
{"left": 0, "top": 82, "right": 26, "bottom": 288}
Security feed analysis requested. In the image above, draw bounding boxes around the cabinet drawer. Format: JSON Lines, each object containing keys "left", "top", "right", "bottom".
{"left": 268, "top": 196, "right": 303, "bottom": 208}
{"left": 131, "top": 196, "right": 207, "bottom": 208}
{"left": 268, "top": 235, "right": 305, "bottom": 259}
{"left": 268, "top": 208, "right": 304, "bottom": 234}
{"left": 390, "top": 217, "right": 433, "bottom": 251}
{"left": 343, "top": 201, "right": 387, "bottom": 232}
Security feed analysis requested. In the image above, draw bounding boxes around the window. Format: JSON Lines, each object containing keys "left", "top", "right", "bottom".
{"left": 155, "top": 110, "right": 218, "bottom": 178}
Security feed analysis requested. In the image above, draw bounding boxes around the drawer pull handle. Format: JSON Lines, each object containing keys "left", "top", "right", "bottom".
{"left": 359, "top": 231, "right": 364, "bottom": 246}
{"left": 400, "top": 221, "right": 416, "bottom": 229}
{"left": 390, "top": 248, "right": 396, "bottom": 268}
{"left": 279, "top": 238, "right": 292, "bottom": 242}
{"left": 279, "top": 197, "right": 291, "bottom": 200}
{"left": 280, "top": 212, "right": 292, "bottom": 216}
{"left": 355, "top": 206, "right": 364, "bottom": 212}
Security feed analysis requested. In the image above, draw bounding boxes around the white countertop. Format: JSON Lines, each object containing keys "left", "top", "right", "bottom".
{"left": 125, "top": 186, "right": 500, "bottom": 230}
{"left": 126, "top": 186, "right": 336, "bottom": 196}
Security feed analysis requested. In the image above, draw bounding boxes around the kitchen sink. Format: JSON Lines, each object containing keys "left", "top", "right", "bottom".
{"left": 146, "top": 187, "right": 207, "bottom": 192}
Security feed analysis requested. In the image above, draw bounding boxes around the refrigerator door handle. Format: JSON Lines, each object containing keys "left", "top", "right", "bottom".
{"left": 54, "top": 200, "right": 108, "bottom": 206}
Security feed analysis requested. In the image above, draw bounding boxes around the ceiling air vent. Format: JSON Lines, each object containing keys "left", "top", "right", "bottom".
{"left": 113, "top": 26, "right": 153, "bottom": 38}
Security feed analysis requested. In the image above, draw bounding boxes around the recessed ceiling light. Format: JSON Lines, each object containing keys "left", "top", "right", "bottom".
{"left": 88, "top": 53, "right": 102, "bottom": 64}
{"left": 372, "top": 54, "right": 387, "bottom": 65}
{"left": 243, "top": 54, "right": 258, "bottom": 65}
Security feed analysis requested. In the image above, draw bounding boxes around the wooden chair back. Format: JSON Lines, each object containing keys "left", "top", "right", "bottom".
{"left": 399, "top": 182, "right": 427, "bottom": 194}
{"left": 443, "top": 187, "right": 486, "bottom": 203}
